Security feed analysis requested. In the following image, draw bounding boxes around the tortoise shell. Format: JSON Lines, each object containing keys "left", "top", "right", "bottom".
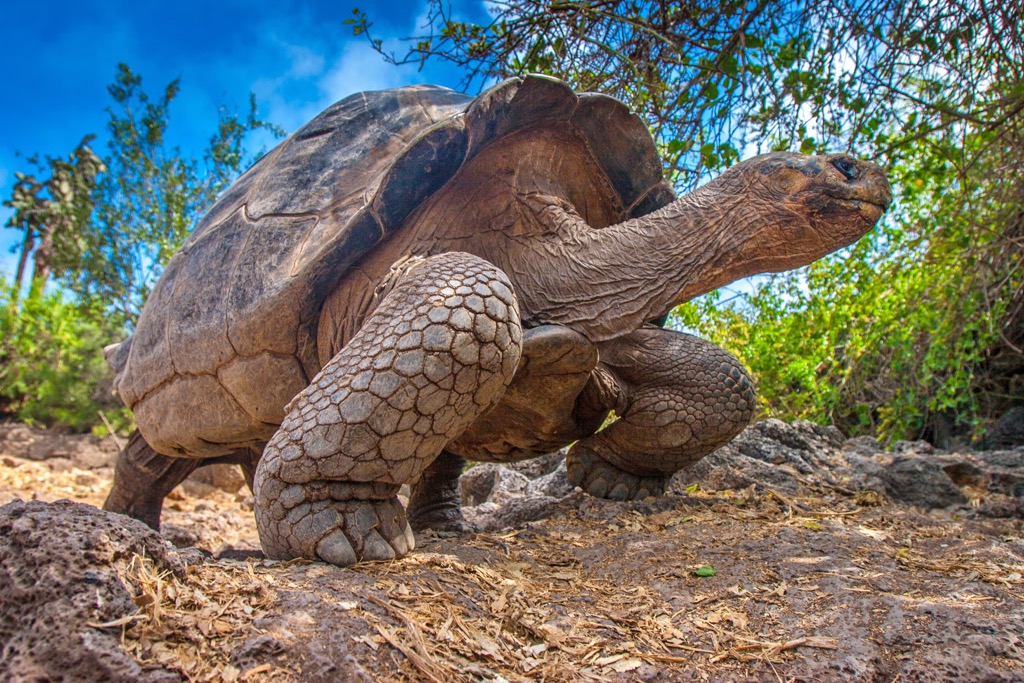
{"left": 116, "top": 75, "right": 675, "bottom": 456}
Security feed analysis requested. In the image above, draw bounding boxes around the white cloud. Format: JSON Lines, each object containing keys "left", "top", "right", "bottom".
{"left": 252, "top": 3, "right": 446, "bottom": 135}
{"left": 317, "top": 42, "right": 410, "bottom": 105}
{"left": 284, "top": 44, "right": 325, "bottom": 79}
{"left": 253, "top": 40, "right": 412, "bottom": 134}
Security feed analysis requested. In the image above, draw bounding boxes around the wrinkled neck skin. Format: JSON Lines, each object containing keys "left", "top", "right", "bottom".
{"left": 517, "top": 180, "right": 796, "bottom": 342}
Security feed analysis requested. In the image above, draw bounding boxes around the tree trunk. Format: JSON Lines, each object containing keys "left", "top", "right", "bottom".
{"left": 28, "top": 227, "right": 52, "bottom": 300}
{"left": 11, "top": 226, "right": 34, "bottom": 300}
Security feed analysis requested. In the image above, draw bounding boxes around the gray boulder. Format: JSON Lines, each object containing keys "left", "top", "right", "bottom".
{"left": 459, "top": 464, "right": 531, "bottom": 506}
{"left": 0, "top": 499, "right": 182, "bottom": 682}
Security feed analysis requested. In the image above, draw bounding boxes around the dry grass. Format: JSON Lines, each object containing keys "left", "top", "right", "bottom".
{"left": 106, "top": 555, "right": 292, "bottom": 682}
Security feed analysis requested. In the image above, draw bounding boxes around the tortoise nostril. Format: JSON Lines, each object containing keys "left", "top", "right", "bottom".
{"left": 831, "top": 157, "right": 859, "bottom": 180}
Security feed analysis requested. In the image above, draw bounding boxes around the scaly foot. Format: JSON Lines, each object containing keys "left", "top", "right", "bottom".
{"left": 254, "top": 479, "right": 414, "bottom": 565}
{"left": 566, "top": 444, "right": 668, "bottom": 501}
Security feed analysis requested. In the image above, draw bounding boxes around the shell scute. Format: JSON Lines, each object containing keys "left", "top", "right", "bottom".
{"left": 464, "top": 76, "right": 577, "bottom": 159}
{"left": 572, "top": 93, "right": 667, "bottom": 212}
{"left": 167, "top": 215, "right": 252, "bottom": 376}
{"left": 371, "top": 117, "right": 468, "bottom": 229}
{"left": 226, "top": 213, "right": 318, "bottom": 357}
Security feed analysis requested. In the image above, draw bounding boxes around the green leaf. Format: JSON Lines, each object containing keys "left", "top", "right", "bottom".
{"left": 692, "top": 565, "right": 717, "bottom": 578}
{"left": 720, "top": 55, "right": 739, "bottom": 78}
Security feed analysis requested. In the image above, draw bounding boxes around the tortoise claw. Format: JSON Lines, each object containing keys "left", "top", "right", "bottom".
{"left": 566, "top": 445, "right": 668, "bottom": 501}
{"left": 316, "top": 530, "right": 357, "bottom": 566}
{"left": 255, "top": 484, "right": 415, "bottom": 567}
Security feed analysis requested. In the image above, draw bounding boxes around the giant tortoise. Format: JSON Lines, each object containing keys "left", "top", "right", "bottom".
{"left": 103, "top": 75, "right": 891, "bottom": 566}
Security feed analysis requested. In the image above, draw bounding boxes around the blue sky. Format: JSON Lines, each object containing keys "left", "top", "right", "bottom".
{"left": 0, "top": 0, "right": 487, "bottom": 279}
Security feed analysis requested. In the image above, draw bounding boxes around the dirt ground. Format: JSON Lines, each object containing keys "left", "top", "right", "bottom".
{"left": 2, "top": 431, "right": 1023, "bottom": 682}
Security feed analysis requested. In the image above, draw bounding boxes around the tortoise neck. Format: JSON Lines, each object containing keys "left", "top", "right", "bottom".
{"left": 512, "top": 181, "right": 768, "bottom": 342}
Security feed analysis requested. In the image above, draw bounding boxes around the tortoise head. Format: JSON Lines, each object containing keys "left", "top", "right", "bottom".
{"left": 711, "top": 151, "right": 892, "bottom": 272}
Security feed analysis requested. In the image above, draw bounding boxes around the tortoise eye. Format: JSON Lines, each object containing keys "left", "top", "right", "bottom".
{"left": 831, "top": 157, "right": 859, "bottom": 180}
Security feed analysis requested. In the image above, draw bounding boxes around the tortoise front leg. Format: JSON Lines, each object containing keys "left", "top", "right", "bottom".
{"left": 253, "top": 252, "right": 522, "bottom": 566}
{"left": 567, "top": 327, "right": 756, "bottom": 500}
{"left": 408, "top": 325, "right": 601, "bottom": 533}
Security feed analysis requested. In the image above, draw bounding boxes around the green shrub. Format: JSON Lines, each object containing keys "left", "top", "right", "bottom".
{"left": 0, "top": 281, "right": 133, "bottom": 433}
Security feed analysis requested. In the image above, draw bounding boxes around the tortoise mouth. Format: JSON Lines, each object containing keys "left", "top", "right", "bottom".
{"left": 829, "top": 193, "right": 891, "bottom": 214}
{"left": 832, "top": 183, "right": 892, "bottom": 212}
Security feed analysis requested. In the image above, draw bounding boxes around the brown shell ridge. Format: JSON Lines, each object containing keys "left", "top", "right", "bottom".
{"left": 569, "top": 91, "right": 669, "bottom": 216}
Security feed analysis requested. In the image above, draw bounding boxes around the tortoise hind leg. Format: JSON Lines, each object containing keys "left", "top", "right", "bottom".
{"left": 103, "top": 430, "right": 201, "bottom": 530}
{"left": 567, "top": 327, "right": 756, "bottom": 500}
{"left": 407, "top": 450, "right": 471, "bottom": 533}
{"left": 105, "top": 433, "right": 264, "bottom": 530}
{"left": 253, "top": 252, "right": 522, "bottom": 566}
